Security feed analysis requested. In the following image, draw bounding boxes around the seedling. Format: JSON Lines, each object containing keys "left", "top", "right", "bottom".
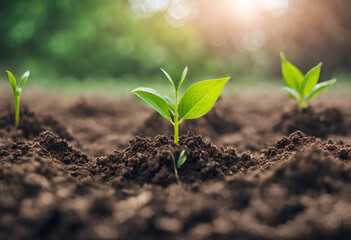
{"left": 171, "top": 150, "right": 187, "bottom": 184}
{"left": 177, "top": 150, "right": 187, "bottom": 169}
{"left": 132, "top": 67, "right": 230, "bottom": 144}
{"left": 280, "top": 52, "right": 336, "bottom": 110}
{"left": 6, "top": 70, "right": 30, "bottom": 129}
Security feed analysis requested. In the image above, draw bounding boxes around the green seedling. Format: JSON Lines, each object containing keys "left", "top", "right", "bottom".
{"left": 132, "top": 67, "right": 230, "bottom": 144}
{"left": 177, "top": 150, "right": 187, "bottom": 169}
{"left": 280, "top": 52, "right": 336, "bottom": 110}
{"left": 6, "top": 70, "right": 30, "bottom": 129}
{"left": 170, "top": 150, "right": 187, "bottom": 185}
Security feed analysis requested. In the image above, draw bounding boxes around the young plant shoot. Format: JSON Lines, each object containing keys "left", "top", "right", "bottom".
{"left": 131, "top": 67, "right": 230, "bottom": 144}
{"left": 6, "top": 70, "right": 30, "bottom": 129}
{"left": 280, "top": 52, "right": 336, "bottom": 110}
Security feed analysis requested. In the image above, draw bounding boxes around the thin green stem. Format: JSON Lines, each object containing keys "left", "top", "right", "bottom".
{"left": 174, "top": 89, "right": 179, "bottom": 144}
{"left": 298, "top": 99, "right": 308, "bottom": 111}
{"left": 298, "top": 100, "right": 303, "bottom": 111}
{"left": 15, "top": 95, "right": 20, "bottom": 129}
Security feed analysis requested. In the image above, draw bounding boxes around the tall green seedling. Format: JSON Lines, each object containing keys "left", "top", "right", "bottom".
{"left": 280, "top": 52, "right": 336, "bottom": 110}
{"left": 6, "top": 70, "right": 30, "bottom": 129}
{"left": 132, "top": 67, "right": 230, "bottom": 144}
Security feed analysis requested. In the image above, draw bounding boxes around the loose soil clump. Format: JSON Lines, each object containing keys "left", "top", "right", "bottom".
{"left": 0, "top": 106, "right": 73, "bottom": 142}
{"left": 91, "top": 132, "right": 255, "bottom": 186}
{"left": 274, "top": 106, "right": 349, "bottom": 138}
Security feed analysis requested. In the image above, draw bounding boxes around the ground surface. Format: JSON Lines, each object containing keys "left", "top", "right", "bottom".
{"left": 1, "top": 89, "right": 351, "bottom": 240}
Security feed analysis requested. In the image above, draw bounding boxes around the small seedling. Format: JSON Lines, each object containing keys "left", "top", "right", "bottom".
{"left": 170, "top": 150, "right": 188, "bottom": 184}
{"left": 6, "top": 70, "right": 30, "bottom": 129}
{"left": 177, "top": 150, "right": 187, "bottom": 169}
{"left": 132, "top": 67, "right": 230, "bottom": 144}
{"left": 280, "top": 52, "right": 336, "bottom": 110}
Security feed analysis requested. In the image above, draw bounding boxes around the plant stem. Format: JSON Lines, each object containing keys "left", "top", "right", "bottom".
{"left": 298, "top": 99, "right": 308, "bottom": 111}
{"left": 14, "top": 95, "right": 20, "bottom": 129}
{"left": 171, "top": 154, "right": 181, "bottom": 185}
{"left": 174, "top": 90, "right": 179, "bottom": 144}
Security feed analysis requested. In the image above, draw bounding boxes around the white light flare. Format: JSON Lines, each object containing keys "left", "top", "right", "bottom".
{"left": 229, "top": 0, "right": 290, "bottom": 20}
{"left": 264, "top": 0, "right": 289, "bottom": 17}
{"left": 231, "top": 0, "right": 260, "bottom": 21}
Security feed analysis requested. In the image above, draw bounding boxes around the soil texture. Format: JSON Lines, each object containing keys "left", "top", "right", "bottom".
{"left": 1, "top": 90, "right": 351, "bottom": 239}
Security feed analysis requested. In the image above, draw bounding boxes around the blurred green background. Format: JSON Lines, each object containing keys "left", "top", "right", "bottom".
{"left": 0, "top": 0, "right": 350, "bottom": 92}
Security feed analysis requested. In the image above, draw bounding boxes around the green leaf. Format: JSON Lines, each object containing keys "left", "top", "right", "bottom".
{"left": 280, "top": 52, "right": 304, "bottom": 91}
{"left": 305, "top": 79, "right": 337, "bottom": 100}
{"left": 6, "top": 70, "right": 17, "bottom": 95}
{"left": 177, "top": 150, "right": 187, "bottom": 169}
{"left": 164, "top": 95, "right": 175, "bottom": 115}
{"left": 132, "top": 87, "right": 173, "bottom": 123}
{"left": 300, "top": 63, "right": 322, "bottom": 98}
{"left": 282, "top": 86, "right": 300, "bottom": 101}
{"left": 178, "top": 77, "right": 230, "bottom": 120}
{"left": 19, "top": 70, "right": 30, "bottom": 90}
{"left": 177, "top": 66, "right": 188, "bottom": 90}
{"left": 160, "top": 68, "right": 175, "bottom": 89}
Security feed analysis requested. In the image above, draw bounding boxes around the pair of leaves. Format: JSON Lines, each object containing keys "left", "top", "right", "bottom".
{"left": 161, "top": 67, "right": 188, "bottom": 91}
{"left": 280, "top": 52, "right": 336, "bottom": 101}
{"left": 7, "top": 70, "right": 30, "bottom": 96}
{"left": 132, "top": 71, "right": 230, "bottom": 123}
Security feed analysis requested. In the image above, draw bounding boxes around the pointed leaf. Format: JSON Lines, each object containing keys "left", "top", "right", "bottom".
{"left": 177, "top": 66, "right": 188, "bottom": 90}
{"left": 300, "top": 63, "right": 322, "bottom": 98}
{"left": 282, "top": 86, "right": 300, "bottom": 101}
{"left": 178, "top": 77, "right": 230, "bottom": 120}
{"left": 177, "top": 150, "right": 187, "bottom": 169}
{"left": 164, "top": 95, "right": 175, "bottom": 115}
{"left": 160, "top": 68, "right": 175, "bottom": 89}
{"left": 280, "top": 52, "right": 303, "bottom": 91}
{"left": 305, "top": 79, "right": 337, "bottom": 100}
{"left": 19, "top": 70, "right": 30, "bottom": 90}
{"left": 132, "top": 87, "right": 172, "bottom": 122}
{"left": 6, "top": 70, "right": 17, "bottom": 95}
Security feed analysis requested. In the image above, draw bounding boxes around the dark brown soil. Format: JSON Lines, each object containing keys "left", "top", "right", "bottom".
{"left": 0, "top": 106, "right": 73, "bottom": 142}
{"left": 91, "top": 132, "right": 255, "bottom": 186}
{"left": 1, "top": 90, "right": 351, "bottom": 240}
{"left": 274, "top": 106, "right": 349, "bottom": 138}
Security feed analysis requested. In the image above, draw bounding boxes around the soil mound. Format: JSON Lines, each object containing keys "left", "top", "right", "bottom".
{"left": 0, "top": 131, "right": 90, "bottom": 178}
{"left": 262, "top": 131, "right": 351, "bottom": 165}
{"left": 68, "top": 95, "right": 117, "bottom": 117}
{"left": 0, "top": 106, "right": 73, "bottom": 141}
{"left": 0, "top": 132, "right": 111, "bottom": 240}
{"left": 1, "top": 134, "right": 351, "bottom": 239}
{"left": 91, "top": 132, "right": 255, "bottom": 186}
{"left": 90, "top": 148, "right": 351, "bottom": 240}
{"left": 274, "top": 106, "right": 348, "bottom": 138}
{"left": 138, "top": 103, "right": 241, "bottom": 140}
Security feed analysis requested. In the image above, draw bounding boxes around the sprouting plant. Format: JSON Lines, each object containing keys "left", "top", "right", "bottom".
{"left": 280, "top": 52, "right": 336, "bottom": 110}
{"left": 171, "top": 150, "right": 187, "bottom": 184}
{"left": 6, "top": 70, "right": 30, "bottom": 129}
{"left": 132, "top": 67, "right": 230, "bottom": 144}
{"left": 177, "top": 150, "right": 187, "bottom": 169}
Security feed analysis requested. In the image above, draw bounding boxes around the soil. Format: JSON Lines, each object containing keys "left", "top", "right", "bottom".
{"left": 274, "top": 106, "right": 349, "bottom": 138}
{"left": 1, "top": 89, "right": 351, "bottom": 240}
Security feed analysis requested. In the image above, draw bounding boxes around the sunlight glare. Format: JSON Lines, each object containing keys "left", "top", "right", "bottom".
{"left": 229, "top": 0, "right": 289, "bottom": 20}
{"left": 264, "top": 0, "right": 289, "bottom": 16}
{"left": 231, "top": 0, "right": 259, "bottom": 20}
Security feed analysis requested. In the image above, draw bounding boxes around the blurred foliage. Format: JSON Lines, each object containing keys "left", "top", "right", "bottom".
{"left": 0, "top": 0, "right": 350, "bottom": 83}
{"left": 0, "top": 0, "right": 229, "bottom": 81}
